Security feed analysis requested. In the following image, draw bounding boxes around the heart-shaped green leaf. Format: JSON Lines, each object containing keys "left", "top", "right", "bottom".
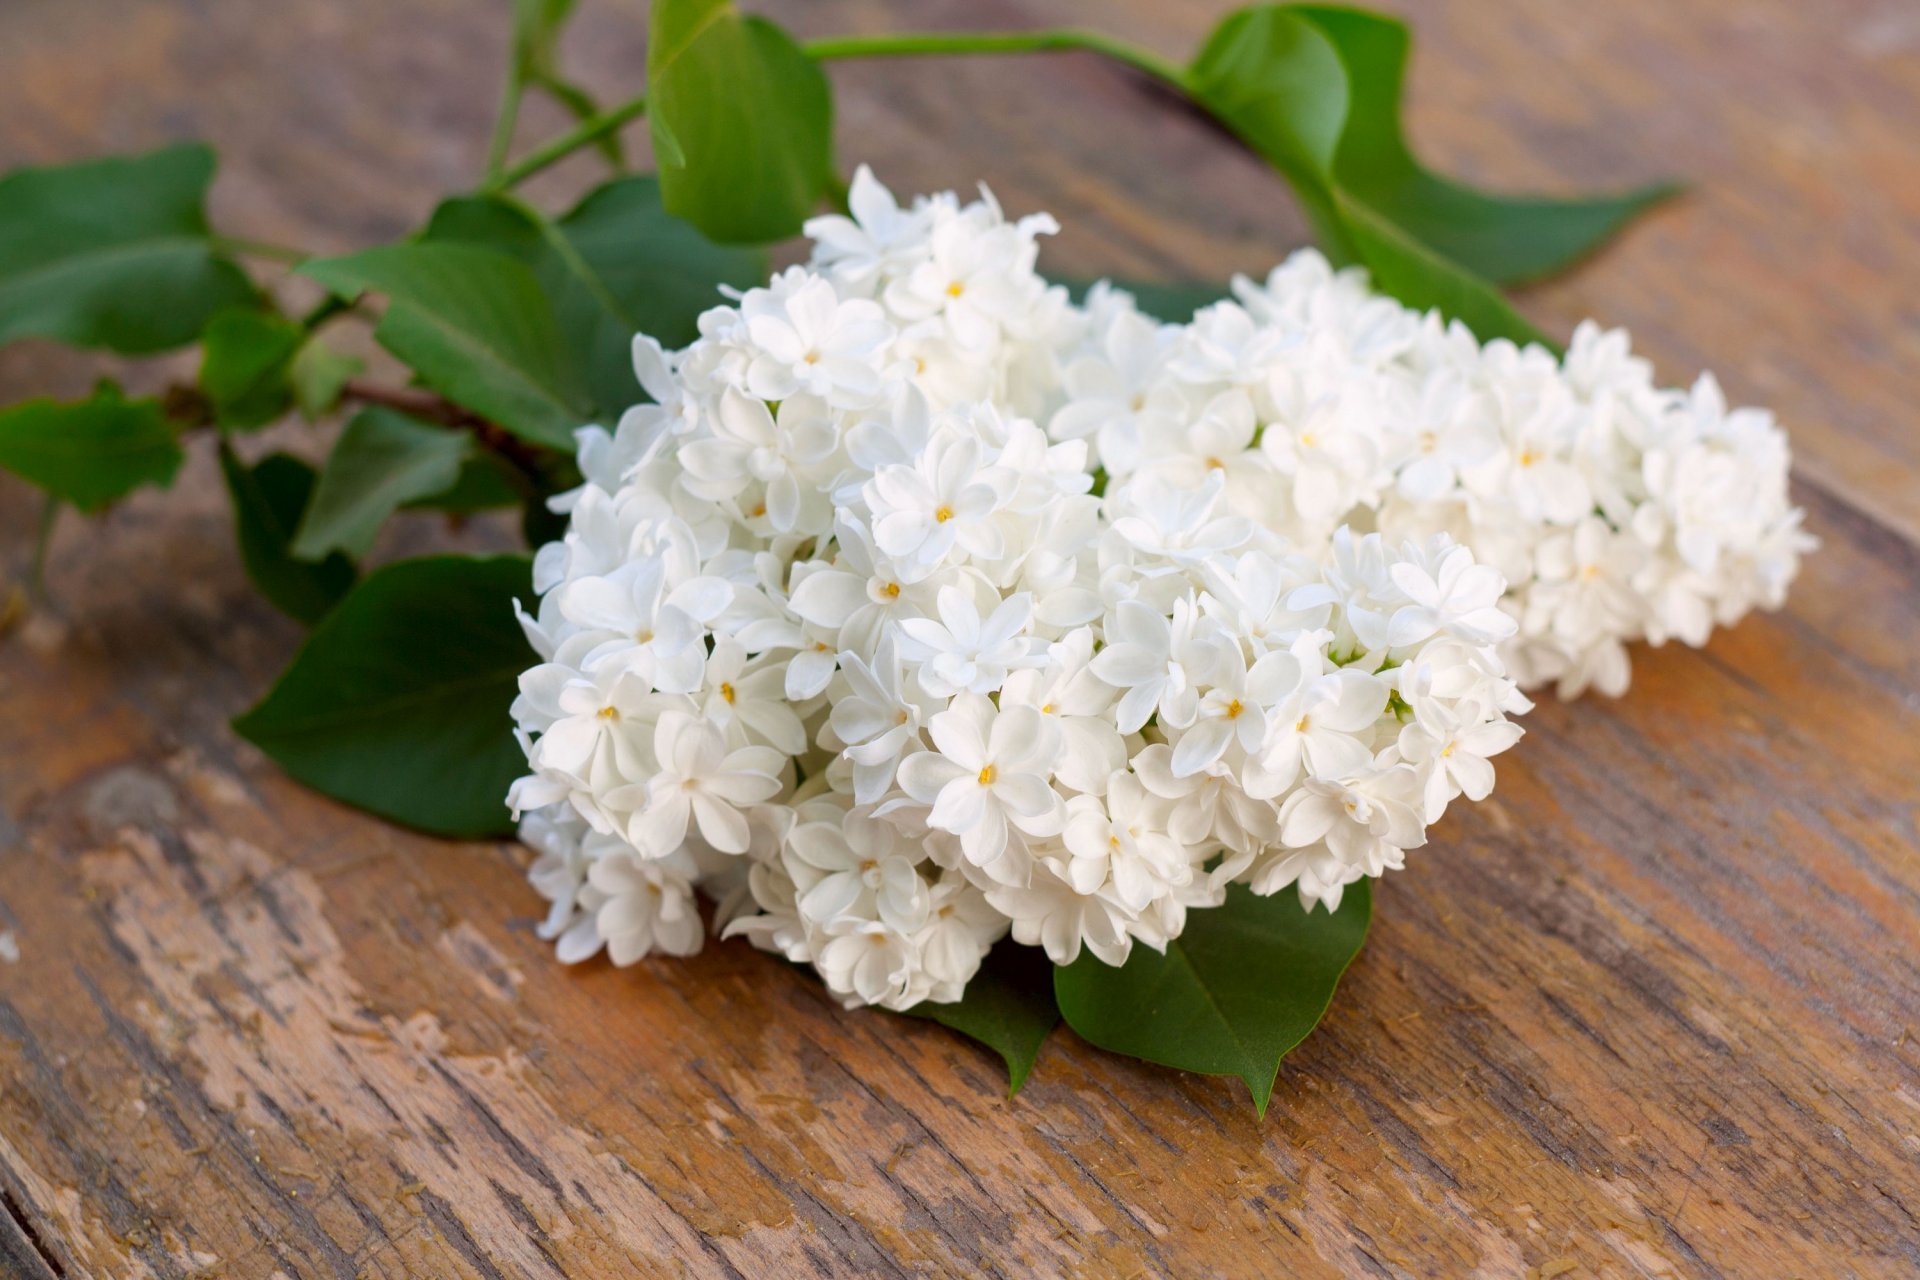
{"left": 648, "top": 0, "right": 834, "bottom": 244}
{"left": 424, "top": 179, "right": 764, "bottom": 415}
{"left": 909, "top": 941, "right": 1060, "bottom": 1096}
{"left": 219, "top": 445, "right": 356, "bottom": 625}
{"left": 1054, "top": 881, "right": 1371, "bottom": 1116}
{"left": 291, "top": 407, "right": 473, "bottom": 561}
{"left": 234, "top": 555, "right": 535, "bottom": 838}
{"left": 0, "top": 143, "right": 255, "bottom": 354}
{"left": 0, "top": 384, "right": 182, "bottom": 511}
{"left": 300, "top": 244, "right": 589, "bottom": 449}
{"left": 1191, "top": 6, "right": 1673, "bottom": 348}
{"left": 1290, "top": 6, "right": 1678, "bottom": 286}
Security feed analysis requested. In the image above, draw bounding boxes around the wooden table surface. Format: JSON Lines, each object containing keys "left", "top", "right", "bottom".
{"left": 2, "top": 1, "right": 1917, "bottom": 1276}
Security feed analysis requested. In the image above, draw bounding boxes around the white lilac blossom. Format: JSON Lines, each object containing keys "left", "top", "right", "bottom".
{"left": 508, "top": 167, "right": 1808, "bottom": 1010}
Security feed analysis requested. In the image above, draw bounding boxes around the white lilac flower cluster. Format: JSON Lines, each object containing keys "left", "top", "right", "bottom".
{"left": 507, "top": 169, "right": 1806, "bottom": 1010}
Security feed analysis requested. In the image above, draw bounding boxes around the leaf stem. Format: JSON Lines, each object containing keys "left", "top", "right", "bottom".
{"left": 492, "top": 95, "right": 648, "bottom": 191}
{"left": 484, "top": 63, "right": 528, "bottom": 183}
{"left": 494, "top": 25, "right": 1187, "bottom": 191}
{"left": 338, "top": 380, "right": 553, "bottom": 483}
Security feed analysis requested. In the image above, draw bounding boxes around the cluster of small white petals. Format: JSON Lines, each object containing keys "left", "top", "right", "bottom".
{"left": 509, "top": 168, "right": 1806, "bottom": 1009}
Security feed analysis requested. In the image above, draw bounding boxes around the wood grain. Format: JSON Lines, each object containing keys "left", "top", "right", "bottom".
{"left": 1, "top": 0, "right": 1917, "bottom": 1275}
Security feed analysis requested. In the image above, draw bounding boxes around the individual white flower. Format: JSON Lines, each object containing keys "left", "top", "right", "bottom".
{"left": 804, "top": 164, "right": 934, "bottom": 293}
{"left": 997, "top": 628, "right": 1123, "bottom": 794}
{"left": 884, "top": 203, "right": 1057, "bottom": 349}
{"left": 742, "top": 274, "right": 893, "bottom": 407}
{"left": 987, "top": 860, "right": 1136, "bottom": 967}
{"left": 1397, "top": 698, "right": 1525, "bottom": 823}
{"left": 628, "top": 713, "right": 784, "bottom": 856}
{"left": 678, "top": 390, "right": 839, "bottom": 533}
{"left": 895, "top": 695, "right": 1065, "bottom": 876}
{"left": 1171, "top": 646, "right": 1299, "bottom": 778}
{"left": 912, "top": 874, "right": 1007, "bottom": 1000}
{"left": 895, "top": 587, "right": 1042, "bottom": 698}
{"left": 555, "top": 556, "right": 731, "bottom": 693}
{"left": 1090, "top": 597, "right": 1223, "bottom": 732}
{"left": 815, "top": 918, "right": 920, "bottom": 1009}
{"left": 1277, "top": 769, "right": 1426, "bottom": 864}
{"left": 1247, "top": 661, "right": 1387, "bottom": 795}
{"left": 1527, "top": 515, "right": 1646, "bottom": 645}
{"left": 1387, "top": 540, "right": 1519, "bottom": 647}
{"left": 587, "top": 852, "right": 705, "bottom": 963}
{"left": 1048, "top": 307, "right": 1178, "bottom": 473}
{"left": 828, "top": 633, "right": 936, "bottom": 804}
{"left": 697, "top": 640, "right": 805, "bottom": 756}
{"left": 864, "top": 429, "right": 1008, "bottom": 576}
{"left": 789, "top": 808, "right": 929, "bottom": 933}
{"left": 1060, "top": 774, "right": 1192, "bottom": 911}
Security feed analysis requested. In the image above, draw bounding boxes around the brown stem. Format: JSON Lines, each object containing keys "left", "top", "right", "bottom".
{"left": 339, "top": 379, "right": 483, "bottom": 428}
{"left": 338, "top": 380, "right": 553, "bottom": 489}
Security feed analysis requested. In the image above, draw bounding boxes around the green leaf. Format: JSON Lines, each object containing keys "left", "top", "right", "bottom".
{"left": 424, "top": 180, "right": 763, "bottom": 413}
{"left": 219, "top": 445, "right": 355, "bottom": 625}
{"left": 291, "top": 407, "right": 473, "bottom": 560}
{"left": 1188, "top": 7, "right": 1357, "bottom": 256}
{"left": 405, "top": 452, "right": 523, "bottom": 514}
{"left": 1287, "top": 6, "right": 1677, "bottom": 286}
{"left": 908, "top": 942, "right": 1059, "bottom": 1095}
{"left": 1335, "top": 196, "right": 1555, "bottom": 349}
{"left": 1189, "top": 6, "right": 1670, "bottom": 347}
{"left": 0, "top": 143, "right": 255, "bottom": 354}
{"left": 233, "top": 555, "right": 535, "bottom": 838}
{"left": 300, "top": 243, "right": 589, "bottom": 449}
{"left": 200, "top": 307, "right": 303, "bottom": 429}
{"left": 648, "top": 0, "right": 834, "bottom": 243}
{"left": 1054, "top": 882, "right": 1371, "bottom": 1116}
{"left": 0, "top": 384, "right": 183, "bottom": 511}
{"left": 288, "top": 335, "right": 365, "bottom": 422}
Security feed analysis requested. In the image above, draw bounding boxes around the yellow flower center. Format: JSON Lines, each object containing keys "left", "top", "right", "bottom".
{"left": 1225, "top": 699, "right": 1245, "bottom": 720}
{"left": 934, "top": 505, "right": 955, "bottom": 523}
{"left": 719, "top": 682, "right": 736, "bottom": 704}
{"left": 946, "top": 281, "right": 966, "bottom": 298}
{"left": 977, "top": 764, "right": 997, "bottom": 786}
{"left": 883, "top": 581, "right": 902, "bottom": 598}
{"left": 597, "top": 706, "right": 619, "bottom": 720}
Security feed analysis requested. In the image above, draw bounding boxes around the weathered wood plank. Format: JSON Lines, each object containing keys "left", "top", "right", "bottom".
{"left": 1, "top": 0, "right": 1917, "bottom": 1275}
